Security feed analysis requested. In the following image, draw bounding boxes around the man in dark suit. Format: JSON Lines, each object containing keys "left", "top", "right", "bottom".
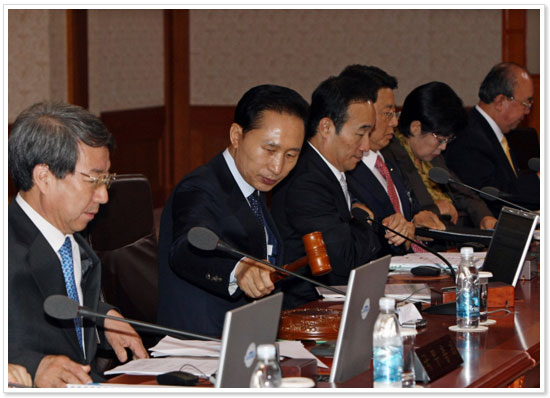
{"left": 341, "top": 65, "right": 445, "bottom": 255}
{"left": 271, "top": 75, "right": 381, "bottom": 308}
{"left": 157, "top": 85, "right": 309, "bottom": 337}
{"left": 8, "top": 102, "right": 147, "bottom": 387}
{"left": 445, "top": 62, "right": 540, "bottom": 216}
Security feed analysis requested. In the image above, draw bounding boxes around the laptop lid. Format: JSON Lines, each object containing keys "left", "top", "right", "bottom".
{"left": 215, "top": 292, "right": 283, "bottom": 388}
{"left": 329, "top": 255, "right": 391, "bottom": 383}
{"left": 482, "top": 206, "right": 538, "bottom": 286}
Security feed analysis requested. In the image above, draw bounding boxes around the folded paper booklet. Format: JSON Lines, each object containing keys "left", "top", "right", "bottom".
{"left": 390, "top": 252, "right": 486, "bottom": 272}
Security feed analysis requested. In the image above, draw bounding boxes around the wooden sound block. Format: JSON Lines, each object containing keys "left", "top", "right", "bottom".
{"left": 278, "top": 307, "right": 342, "bottom": 341}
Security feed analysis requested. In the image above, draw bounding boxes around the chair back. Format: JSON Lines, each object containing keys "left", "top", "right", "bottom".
{"left": 87, "top": 174, "right": 158, "bottom": 326}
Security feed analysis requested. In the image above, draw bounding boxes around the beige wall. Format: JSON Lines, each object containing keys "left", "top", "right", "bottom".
{"left": 88, "top": 9, "right": 164, "bottom": 116}
{"left": 8, "top": 9, "right": 67, "bottom": 122}
{"left": 190, "top": 9, "right": 501, "bottom": 106}
{"left": 9, "top": 8, "right": 542, "bottom": 122}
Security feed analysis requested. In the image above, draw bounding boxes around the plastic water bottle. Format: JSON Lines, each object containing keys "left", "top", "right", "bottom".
{"left": 249, "top": 344, "right": 282, "bottom": 388}
{"left": 456, "top": 246, "right": 480, "bottom": 328}
{"left": 373, "top": 297, "right": 403, "bottom": 388}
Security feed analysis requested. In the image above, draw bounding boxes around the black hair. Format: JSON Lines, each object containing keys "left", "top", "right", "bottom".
{"left": 339, "top": 64, "right": 398, "bottom": 91}
{"left": 8, "top": 101, "right": 115, "bottom": 191}
{"left": 233, "top": 84, "right": 309, "bottom": 133}
{"left": 478, "top": 62, "right": 524, "bottom": 103}
{"left": 307, "top": 75, "right": 378, "bottom": 139}
{"left": 397, "top": 81, "right": 467, "bottom": 138}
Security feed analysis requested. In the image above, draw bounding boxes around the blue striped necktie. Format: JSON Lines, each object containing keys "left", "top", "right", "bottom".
{"left": 58, "top": 237, "right": 84, "bottom": 354}
{"left": 247, "top": 191, "right": 278, "bottom": 264}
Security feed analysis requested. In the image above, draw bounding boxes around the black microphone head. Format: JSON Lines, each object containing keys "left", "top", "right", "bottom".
{"left": 351, "top": 206, "right": 371, "bottom": 221}
{"left": 480, "top": 186, "right": 500, "bottom": 201}
{"left": 528, "top": 157, "right": 540, "bottom": 172}
{"left": 188, "top": 227, "right": 220, "bottom": 251}
{"left": 428, "top": 167, "right": 451, "bottom": 184}
{"left": 44, "top": 295, "right": 79, "bottom": 320}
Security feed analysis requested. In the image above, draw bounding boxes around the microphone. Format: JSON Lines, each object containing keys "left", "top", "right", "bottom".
{"left": 350, "top": 207, "right": 456, "bottom": 282}
{"left": 43, "top": 295, "right": 221, "bottom": 342}
{"left": 187, "top": 226, "right": 346, "bottom": 296}
{"left": 428, "top": 167, "right": 532, "bottom": 213}
{"left": 528, "top": 157, "right": 539, "bottom": 172}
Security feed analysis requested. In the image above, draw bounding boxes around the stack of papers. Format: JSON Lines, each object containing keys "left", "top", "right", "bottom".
{"left": 390, "top": 252, "right": 486, "bottom": 272}
{"left": 104, "top": 336, "right": 328, "bottom": 377}
{"left": 384, "top": 283, "right": 431, "bottom": 303}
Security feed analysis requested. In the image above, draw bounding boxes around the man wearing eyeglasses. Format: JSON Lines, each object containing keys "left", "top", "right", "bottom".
{"left": 8, "top": 102, "right": 148, "bottom": 387}
{"left": 341, "top": 65, "right": 445, "bottom": 255}
{"left": 445, "top": 62, "right": 540, "bottom": 216}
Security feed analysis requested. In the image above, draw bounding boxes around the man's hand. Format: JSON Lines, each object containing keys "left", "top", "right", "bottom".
{"left": 435, "top": 200, "right": 458, "bottom": 224}
{"left": 104, "top": 310, "right": 149, "bottom": 363}
{"left": 235, "top": 257, "right": 275, "bottom": 298}
{"left": 382, "top": 213, "right": 415, "bottom": 247}
{"left": 479, "top": 216, "right": 498, "bottom": 230}
{"left": 8, "top": 363, "right": 32, "bottom": 387}
{"left": 412, "top": 210, "right": 446, "bottom": 230}
{"left": 34, "top": 355, "right": 91, "bottom": 387}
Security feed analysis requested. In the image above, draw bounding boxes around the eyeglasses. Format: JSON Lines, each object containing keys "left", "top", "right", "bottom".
{"left": 380, "top": 110, "right": 401, "bottom": 121}
{"left": 507, "top": 96, "right": 534, "bottom": 110}
{"left": 79, "top": 172, "right": 117, "bottom": 189}
{"left": 429, "top": 132, "right": 455, "bottom": 145}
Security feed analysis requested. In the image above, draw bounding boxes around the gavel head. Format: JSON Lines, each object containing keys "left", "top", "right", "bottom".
{"left": 302, "top": 231, "right": 331, "bottom": 276}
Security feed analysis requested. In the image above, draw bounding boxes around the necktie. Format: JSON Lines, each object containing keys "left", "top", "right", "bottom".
{"left": 375, "top": 155, "right": 402, "bottom": 215}
{"left": 339, "top": 174, "right": 351, "bottom": 211}
{"left": 248, "top": 192, "right": 278, "bottom": 264}
{"left": 58, "top": 237, "right": 84, "bottom": 354}
{"left": 500, "top": 137, "right": 517, "bottom": 176}
{"left": 375, "top": 156, "right": 426, "bottom": 253}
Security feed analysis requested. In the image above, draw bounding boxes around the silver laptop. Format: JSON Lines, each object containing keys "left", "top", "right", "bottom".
{"left": 215, "top": 292, "right": 283, "bottom": 388}
{"left": 482, "top": 206, "right": 539, "bottom": 286}
{"left": 329, "top": 255, "right": 391, "bottom": 383}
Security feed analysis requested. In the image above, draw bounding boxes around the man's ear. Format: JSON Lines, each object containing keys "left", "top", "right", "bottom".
{"left": 229, "top": 123, "right": 244, "bottom": 150}
{"left": 493, "top": 93, "right": 508, "bottom": 112}
{"left": 318, "top": 117, "right": 335, "bottom": 138}
{"left": 32, "top": 164, "right": 52, "bottom": 193}
{"left": 409, "top": 120, "right": 422, "bottom": 135}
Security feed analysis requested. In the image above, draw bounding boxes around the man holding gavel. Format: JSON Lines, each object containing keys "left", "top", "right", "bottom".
{"left": 157, "top": 85, "right": 309, "bottom": 337}
{"left": 271, "top": 75, "right": 382, "bottom": 308}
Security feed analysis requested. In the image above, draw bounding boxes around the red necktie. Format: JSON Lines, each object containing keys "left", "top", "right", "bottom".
{"left": 375, "top": 155, "right": 426, "bottom": 253}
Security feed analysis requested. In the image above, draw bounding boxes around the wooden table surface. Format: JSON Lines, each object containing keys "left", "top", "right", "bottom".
{"left": 109, "top": 276, "right": 540, "bottom": 388}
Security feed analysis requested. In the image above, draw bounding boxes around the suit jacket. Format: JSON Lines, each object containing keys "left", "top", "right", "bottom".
{"left": 383, "top": 138, "right": 493, "bottom": 227}
{"left": 271, "top": 144, "right": 381, "bottom": 308}
{"left": 445, "top": 107, "right": 540, "bottom": 216}
{"left": 346, "top": 158, "right": 419, "bottom": 255}
{"left": 8, "top": 200, "right": 113, "bottom": 380}
{"left": 157, "top": 152, "right": 284, "bottom": 337}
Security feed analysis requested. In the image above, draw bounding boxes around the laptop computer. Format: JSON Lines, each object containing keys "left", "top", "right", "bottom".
{"left": 481, "top": 206, "right": 539, "bottom": 286}
{"left": 329, "top": 255, "right": 391, "bottom": 383}
{"left": 215, "top": 292, "right": 283, "bottom": 388}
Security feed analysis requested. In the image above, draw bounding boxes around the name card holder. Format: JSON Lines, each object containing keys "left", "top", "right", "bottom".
{"left": 413, "top": 334, "right": 463, "bottom": 383}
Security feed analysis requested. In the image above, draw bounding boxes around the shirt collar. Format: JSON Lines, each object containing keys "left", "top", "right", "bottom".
{"left": 361, "top": 150, "right": 382, "bottom": 171}
{"left": 15, "top": 193, "right": 74, "bottom": 254}
{"left": 223, "top": 148, "right": 256, "bottom": 198}
{"left": 475, "top": 104, "right": 505, "bottom": 143}
{"left": 308, "top": 141, "right": 347, "bottom": 183}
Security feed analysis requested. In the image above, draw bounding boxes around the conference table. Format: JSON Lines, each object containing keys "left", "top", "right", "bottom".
{"left": 109, "top": 275, "right": 540, "bottom": 388}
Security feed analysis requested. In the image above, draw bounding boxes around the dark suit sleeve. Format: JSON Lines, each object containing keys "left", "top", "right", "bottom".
{"left": 281, "top": 172, "right": 380, "bottom": 281}
{"left": 433, "top": 157, "right": 494, "bottom": 226}
{"left": 168, "top": 179, "right": 242, "bottom": 299}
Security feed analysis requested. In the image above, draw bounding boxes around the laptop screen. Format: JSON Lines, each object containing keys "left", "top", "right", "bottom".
{"left": 329, "top": 255, "right": 391, "bottom": 383}
{"left": 482, "top": 207, "right": 538, "bottom": 286}
{"left": 215, "top": 292, "right": 283, "bottom": 388}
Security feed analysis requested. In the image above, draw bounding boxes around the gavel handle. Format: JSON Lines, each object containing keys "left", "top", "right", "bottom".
{"left": 270, "top": 256, "right": 309, "bottom": 283}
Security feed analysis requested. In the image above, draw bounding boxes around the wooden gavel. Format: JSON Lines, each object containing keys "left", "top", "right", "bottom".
{"left": 270, "top": 231, "right": 332, "bottom": 283}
